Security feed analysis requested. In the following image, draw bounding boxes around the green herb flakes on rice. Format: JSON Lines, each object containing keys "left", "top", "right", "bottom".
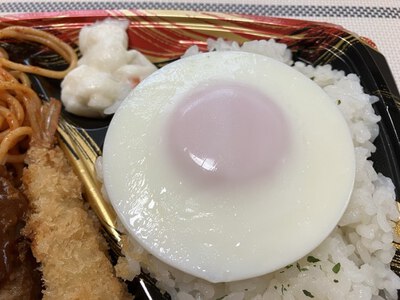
{"left": 111, "top": 38, "right": 400, "bottom": 300}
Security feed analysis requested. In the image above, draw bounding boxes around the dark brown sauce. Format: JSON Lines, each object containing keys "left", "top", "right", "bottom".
{"left": 0, "top": 175, "right": 42, "bottom": 300}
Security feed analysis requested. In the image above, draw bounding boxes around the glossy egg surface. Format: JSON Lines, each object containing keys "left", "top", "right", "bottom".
{"left": 103, "top": 51, "right": 355, "bottom": 283}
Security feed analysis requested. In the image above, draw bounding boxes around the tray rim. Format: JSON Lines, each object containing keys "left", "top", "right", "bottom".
{"left": 1, "top": 9, "right": 399, "bottom": 298}
{"left": 0, "top": 9, "right": 378, "bottom": 47}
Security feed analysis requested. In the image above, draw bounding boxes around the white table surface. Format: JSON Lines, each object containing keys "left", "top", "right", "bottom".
{"left": 0, "top": 0, "right": 399, "bottom": 90}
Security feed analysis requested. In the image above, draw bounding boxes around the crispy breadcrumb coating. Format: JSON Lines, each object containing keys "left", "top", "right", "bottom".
{"left": 23, "top": 145, "right": 130, "bottom": 300}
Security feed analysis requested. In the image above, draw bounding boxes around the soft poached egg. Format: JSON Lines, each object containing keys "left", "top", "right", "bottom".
{"left": 102, "top": 51, "right": 355, "bottom": 283}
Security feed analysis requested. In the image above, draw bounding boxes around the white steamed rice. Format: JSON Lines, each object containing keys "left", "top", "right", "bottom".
{"left": 104, "top": 38, "right": 400, "bottom": 300}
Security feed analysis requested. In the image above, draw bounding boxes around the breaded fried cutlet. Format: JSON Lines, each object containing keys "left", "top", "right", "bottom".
{"left": 23, "top": 145, "right": 130, "bottom": 300}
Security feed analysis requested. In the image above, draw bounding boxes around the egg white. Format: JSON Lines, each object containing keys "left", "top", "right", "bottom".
{"left": 103, "top": 51, "right": 355, "bottom": 283}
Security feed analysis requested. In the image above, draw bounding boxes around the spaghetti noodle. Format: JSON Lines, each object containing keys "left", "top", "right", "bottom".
{"left": 0, "top": 26, "right": 77, "bottom": 79}
{"left": 0, "top": 26, "right": 77, "bottom": 171}
{"left": 0, "top": 24, "right": 129, "bottom": 300}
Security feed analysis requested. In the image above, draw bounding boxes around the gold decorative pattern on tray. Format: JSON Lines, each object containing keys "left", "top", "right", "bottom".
{"left": 1, "top": 9, "right": 399, "bottom": 286}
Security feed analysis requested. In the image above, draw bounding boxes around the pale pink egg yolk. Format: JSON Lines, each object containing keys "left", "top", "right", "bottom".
{"left": 166, "top": 81, "right": 290, "bottom": 185}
